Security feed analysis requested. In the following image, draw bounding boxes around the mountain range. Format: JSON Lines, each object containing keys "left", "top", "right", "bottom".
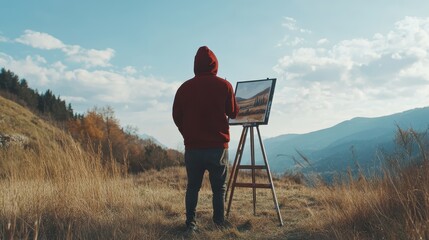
{"left": 232, "top": 107, "right": 429, "bottom": 177}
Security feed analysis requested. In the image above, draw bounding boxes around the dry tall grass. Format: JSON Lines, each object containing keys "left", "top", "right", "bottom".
{"left": 4, "top": 134, "right": 429, "bottom": 239}
{"left": 4, "top": 133, "right": 429, "bottom": 239}
{"left": 1, "top": 96, "right": 312, "bottom": 239}
{"left": 302, "top": 128, "right": 429, "bottom": 240}
{"left": 1, "top": 131, "right": 127, "bottom": 239}
{"left": 0, "top": 133, "right": 314, "bottom": 239}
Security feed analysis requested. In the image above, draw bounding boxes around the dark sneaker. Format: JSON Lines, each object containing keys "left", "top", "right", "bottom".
{"left": 184, "top": 224, "right": 198, "bottom": 237}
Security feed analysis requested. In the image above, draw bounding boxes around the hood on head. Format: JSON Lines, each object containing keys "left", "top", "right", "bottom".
{"left": 194, "top": 46, "right": 218, "bottom": 75}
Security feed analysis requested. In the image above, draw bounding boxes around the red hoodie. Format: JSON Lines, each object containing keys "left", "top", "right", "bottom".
{"left": 173, "top": 46, "right": 239, "bottom": 149}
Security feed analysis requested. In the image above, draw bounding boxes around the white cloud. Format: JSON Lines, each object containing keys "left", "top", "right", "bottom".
{"left": 281, "top": 17, "right": 311, "bottom": 33}
{"left": 0, "top": 53, "right": 12, "bottom": 66}
{"left": 123, "top": 66, "right": 137, "bottom": 75}
{"left": 273, "top": 16, "right": 429, "bottom": 134}
{"left": 62, "top": 96, "right": 87, "bottom": 102}
{"left": 277, "top": 36, "right": 305, "bottom": 47}
{"left": 277, "top": 17, "right": 312, "bottom": 48}
{"left": 65, "top": 69, "right": 178, "bottom": 103}
{"left": 0, "top": 54, "right": 65, "bottom": 85}
{"left": 317, "top": 38, "right": 329, "bottom": 45}
{"left": 0, "top": 48, "right": 179, "bottom": 111}
{"left": 66, "top": 47, "right": 115, "bottom": 68}
{"left": 15, "top": 30, "right": 114, "bottom": 68}
{"left": 15, "top": 30, "right": 65, "bottom": 49}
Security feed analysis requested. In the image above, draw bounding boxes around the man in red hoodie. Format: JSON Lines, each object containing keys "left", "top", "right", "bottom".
{"left": 173, "top": 46, "right": 239, "bottom": 231}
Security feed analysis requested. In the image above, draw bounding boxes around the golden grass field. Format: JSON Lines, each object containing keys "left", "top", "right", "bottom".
{"left": 234, "top": 98, "right": 267, "bottom": 122}
{"left": 1, "top": 96, "right": 429, "bottom": 239}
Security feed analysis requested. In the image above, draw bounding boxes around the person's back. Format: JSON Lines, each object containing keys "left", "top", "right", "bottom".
{"left": 173, "top": 46, "right": 238, "bottom": 149}
{"left": 172, "top": 46, "right": 239, "bottom": 233}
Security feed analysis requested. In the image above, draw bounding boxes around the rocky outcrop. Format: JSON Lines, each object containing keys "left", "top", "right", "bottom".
{"left": 0, "top": 133, "right": 29, "bottom": 148}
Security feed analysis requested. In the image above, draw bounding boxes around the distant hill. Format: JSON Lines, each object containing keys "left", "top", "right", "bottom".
{"left": 236, "top": 97, "right": 247, "bottom": 102}
{"left": 237, "top": 107, "right": 429, "bottom": 176}
{"left": 139, "top": 133, "right": 166, "bottom": 148}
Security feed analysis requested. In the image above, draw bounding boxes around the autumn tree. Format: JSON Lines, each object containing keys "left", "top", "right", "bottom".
{"left": 67, "top": 106, "right": 184, "bottom": 173}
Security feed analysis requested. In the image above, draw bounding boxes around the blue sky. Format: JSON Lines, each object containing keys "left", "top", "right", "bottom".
{"left": 2, "top": 1, "right": 429, "bottom": 149}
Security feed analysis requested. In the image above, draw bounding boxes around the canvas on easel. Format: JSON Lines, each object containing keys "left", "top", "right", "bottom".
{"left": 226, "top": 78, "right": 283, "bottom": 226}
{"left": 229, "top": 78, "right": 276, "bottom": 125}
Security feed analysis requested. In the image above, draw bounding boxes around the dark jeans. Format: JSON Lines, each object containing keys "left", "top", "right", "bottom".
{"left": 185, "top": 148, "right": 228, "bottom": 227}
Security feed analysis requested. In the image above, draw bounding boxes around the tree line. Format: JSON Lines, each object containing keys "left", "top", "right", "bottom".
{"left": 0, "top": 68, "right": 183, "bottom": 172}
{"left": 253, "top": 96, "right": 268, "bottom": 107}
{"left": 0, "top": 68, "right": 75, "bottom": 121}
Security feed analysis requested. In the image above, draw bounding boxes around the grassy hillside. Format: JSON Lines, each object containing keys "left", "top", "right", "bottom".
{"left": 0, "top": 95, "right": 85, "bottom": 179}
{"left": 1, "top": 95, "right": 429, "bottom": 239}
{"left": 0, "top": 95, "right": 313, "bottom": 239}
{"left": 0, "top": 93, "right": 64, "bottom": 147}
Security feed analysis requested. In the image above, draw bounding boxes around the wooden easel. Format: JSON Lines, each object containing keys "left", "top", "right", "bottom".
{"left": 225, "top": 123, "right": 284, "bottom": 226}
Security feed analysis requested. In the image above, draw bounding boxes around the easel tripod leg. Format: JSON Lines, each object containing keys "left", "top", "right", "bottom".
{"left": 225, "top": 126, "right": 247, "bottom": 202}
{"left": 256, "top": 126, "right": 284, "bottom": 226}
{"left": 226, "top": 127, "right": 248, "bottom": 217}
{"left": 250, "top": 126, "right": 257, "bottom": 215}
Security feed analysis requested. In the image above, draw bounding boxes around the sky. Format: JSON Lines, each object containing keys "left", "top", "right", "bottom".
{"left": 235, "top": 80, "right": 273, "bottom": 99}
{"left": 2, "top": 1, "right": 429, "bottom": 149}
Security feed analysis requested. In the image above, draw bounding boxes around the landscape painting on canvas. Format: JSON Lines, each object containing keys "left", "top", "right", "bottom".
{"left": 229, "top": 78, "right": 276, "bottom": 125}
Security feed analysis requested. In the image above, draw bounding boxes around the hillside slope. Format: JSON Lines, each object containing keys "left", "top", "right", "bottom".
{"left": 0, "top": 95, "right": 319, "bottom": 239}
{"left": 0, "top": 95, "right": 79, "bottom": 158}
{"left": 0, "top": 95, "right": 106, "bottom": 182}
